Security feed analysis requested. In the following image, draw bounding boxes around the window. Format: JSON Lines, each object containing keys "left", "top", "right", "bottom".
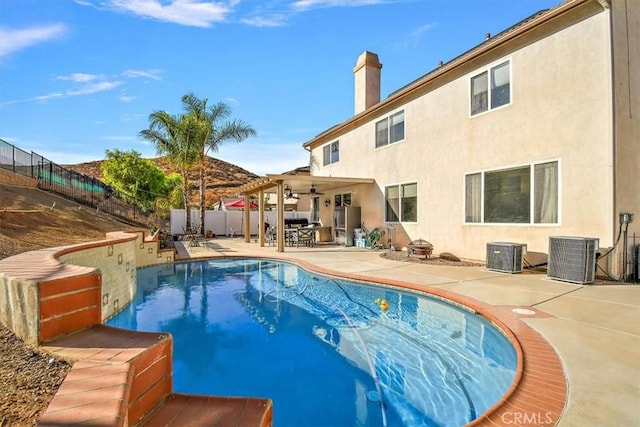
{"left": 375, "top": 110, "right": 405, "bottom": 148}
{"left": 471, "top": 60, "right": 510, "bottom": 116}
{"left": 334, "top": 193, "right": 351, "bottom": 207}
{"left": 464, "top": 161, "right": 558, "bottom": 224}
{"left": 323, "top": 141, "right": 339, "bottom": 166}
{"left": 385, "top": 182, "right": 417, "bottom": 222}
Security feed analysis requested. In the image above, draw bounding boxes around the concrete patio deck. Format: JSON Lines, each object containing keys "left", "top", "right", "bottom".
{"left": 177, "top": 237, "right": 640, "bottom": 426}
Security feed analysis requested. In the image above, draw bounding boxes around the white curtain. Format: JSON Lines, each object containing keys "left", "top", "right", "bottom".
{"left": 465, "top": 173, "right": 481, "bottom": 223}
{"left": 534, "top": 162, "right": 558, "bottom": 223}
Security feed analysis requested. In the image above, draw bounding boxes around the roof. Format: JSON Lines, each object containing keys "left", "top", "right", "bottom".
{"left": 302, "top": 0, "right": 604, "bottom": 150}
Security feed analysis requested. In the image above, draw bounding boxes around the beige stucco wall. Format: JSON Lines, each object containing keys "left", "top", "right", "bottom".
{"left": 58, "top": 239, "right": 137, "bottom": 321}
{"left": 311, "top": 9, "right": 616, "bottom": 262}
{"left": 0, "top": 276, "right": 39, "bottom": 344}
{"left": 57, "top": 231, "right": 175, "bottom": 321}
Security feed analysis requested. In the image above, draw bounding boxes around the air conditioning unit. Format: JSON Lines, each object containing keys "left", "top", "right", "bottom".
{"left": 548, "top": 236, "right": 599, "bottom": 284}
{"left": 486, "top": 242, "right": 526, "bottom": 273}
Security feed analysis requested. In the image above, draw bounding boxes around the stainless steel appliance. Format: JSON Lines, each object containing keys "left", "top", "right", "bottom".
{"left": 334, "top": 206, "right": 361, "bottom": 246}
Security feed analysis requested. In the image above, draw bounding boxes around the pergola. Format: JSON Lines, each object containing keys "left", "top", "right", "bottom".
{"left": 236, "top": 174, "right": 375, "bottom": 252}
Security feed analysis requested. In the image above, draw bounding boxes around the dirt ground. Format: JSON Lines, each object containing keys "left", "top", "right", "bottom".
{"left": 380, "top": 250, "right": 485, "bottom": 267}
{"left": 1, "top": 183, "right": 141, "bottom": 426}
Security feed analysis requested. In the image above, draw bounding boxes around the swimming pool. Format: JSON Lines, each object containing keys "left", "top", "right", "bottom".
{"left": 107, "top": 258, "right": 517, "bottom": 426}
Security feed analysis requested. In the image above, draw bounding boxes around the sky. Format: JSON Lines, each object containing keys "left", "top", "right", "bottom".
{"left": 1, "top": 0, "right": 557, "bottom": 176}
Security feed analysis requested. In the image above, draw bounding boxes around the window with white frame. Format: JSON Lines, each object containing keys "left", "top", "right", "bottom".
{"left": 322, "top": 141, "right": 339, "bottom": 166}
{"left": 465, "top": 161, "right": 558, "bottom": 224}
{"left": 470, "top": 60, "right": 510, "bottom": 116}
{"left": 375, "top": 110, "right": 405, "bottom": 148}
{"left": 385, "top": 182, "right": 417, "bottom": 222}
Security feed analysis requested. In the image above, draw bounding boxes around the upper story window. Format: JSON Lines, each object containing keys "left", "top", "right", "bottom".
{"left": 375, "top": 110, "right": 405, "bottom": 148}
{"left": 471, "top": 60, "right": 511, "bottom": 116}
{"left": 465, "top": 160, "right": 559, "bottom": 224}
{"left": 323, "top": 141, "right": 339, "bottom": 166}
{"left": 385, "top": 182, "right": 417, "bottom": 223}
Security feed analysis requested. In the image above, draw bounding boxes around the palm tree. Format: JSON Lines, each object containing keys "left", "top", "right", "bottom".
{"left": 139, "top": 110, "right": 200, "bottom": 231}
{"left": 181, "top": 93, "right": 257, "bottom": 235}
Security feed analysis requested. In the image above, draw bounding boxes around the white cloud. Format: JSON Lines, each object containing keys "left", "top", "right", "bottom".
{"left": 395, "top": 22, "right": 437, "bottom": 50}
{"left": 66, "top": 80, "right": 124, "bottom": 96}
{"left": 241, "top": 15, "right": 287, "bottom": 28}
{"left": 1, "top": 68, "right": 162, "bottom": 107}
{"left": 291, "top": 0, "right": 390, "bottom": 12}
{"left": 56, "top": 73, "right": 105, "bottom": 83}
{"left": 33, "top": 93, "right": 65, "bottom": 103}
{"left": 0, "top": 24, "right": 67, "bottom": 58}
{"left": 122, "top": 69, "right": 163, "bottom": 80}
{"left": 78, "top": 0, "right": 404, "bottom": 29}
{"left": 103, "top": 0, "right": 236, "bottom": 27}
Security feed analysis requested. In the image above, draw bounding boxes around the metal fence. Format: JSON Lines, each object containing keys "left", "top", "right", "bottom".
{"left": 0, "top": 139, "right": 152, "bottom": 225}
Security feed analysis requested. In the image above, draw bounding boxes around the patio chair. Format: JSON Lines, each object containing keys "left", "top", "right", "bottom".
{"left": 183, "top": 226, "right": 200, "bottom": 247}
{"left": 295, "top": 227, "right": 316, "bottom": 248}
{"left": 266, "top": 226, "right": 277, "bottom": 246}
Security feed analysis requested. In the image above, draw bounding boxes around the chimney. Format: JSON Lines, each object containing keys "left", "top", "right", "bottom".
{"left": 353, "top": 51, "right": 382, "bottom": 114}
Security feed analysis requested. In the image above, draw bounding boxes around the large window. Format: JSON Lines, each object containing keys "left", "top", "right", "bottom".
{"left": 322, "top": 141, "right": 339, "bottom": 166}
{"left": 465, "top": 161, "right": 559, "bottom": 224}
{"left": 385, "top": 182, "right": 417, "bottom": 222}
{"left": 471, "top": 60, "right": 510, "bottom": 116}
{"left": 375, "top": 110, "right": 405, "bottom": 148}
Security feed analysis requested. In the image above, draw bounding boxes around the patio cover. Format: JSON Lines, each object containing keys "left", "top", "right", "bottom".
{"left": 237, "top": 174, "right": 375, "bottom": 252}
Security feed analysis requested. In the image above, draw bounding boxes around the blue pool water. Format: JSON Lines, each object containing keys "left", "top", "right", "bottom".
{"left": 107, "top": 258, "right": 517, "bottom": 427}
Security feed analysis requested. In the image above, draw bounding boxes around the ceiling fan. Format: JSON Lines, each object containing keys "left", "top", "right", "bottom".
{"left": 299, "top": 184, "right": 324, "bottom": 196}
{"left": 284, "top": 185, "right": 300, "bottom": 200}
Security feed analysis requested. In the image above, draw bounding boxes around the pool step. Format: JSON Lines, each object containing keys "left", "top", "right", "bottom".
{"left": 140, "top": 394, "right": 273, "bottom": 426}
{"left": 40, "top": 325, "right": 272, "bottom": 426}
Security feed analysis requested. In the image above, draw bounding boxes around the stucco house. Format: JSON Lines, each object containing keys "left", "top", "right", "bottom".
{"left": 240, "top": 0, "right": 638, "bottom": 280}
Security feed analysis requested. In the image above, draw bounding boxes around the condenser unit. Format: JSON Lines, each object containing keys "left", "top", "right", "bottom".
{"left": 486, "top": 242, "right": 526, "bottom": 273}
{"left": 548, "top": 236, "right": 599, "bottom": 284}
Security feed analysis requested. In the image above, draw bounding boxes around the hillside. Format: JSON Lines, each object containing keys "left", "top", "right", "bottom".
{"left": 0, "top": 184, "right": 137, "bottom": 260}
{"left": 65, "top": 155, "right": 261, "bottom": 206}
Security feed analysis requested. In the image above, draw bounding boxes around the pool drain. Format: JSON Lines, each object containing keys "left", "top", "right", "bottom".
{"left": 366, "top": 390, "right": 381, "bottom": 403}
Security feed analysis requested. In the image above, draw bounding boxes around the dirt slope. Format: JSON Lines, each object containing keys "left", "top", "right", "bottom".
{"left": 0, "top": 184, "right": 136, "bottom": 260}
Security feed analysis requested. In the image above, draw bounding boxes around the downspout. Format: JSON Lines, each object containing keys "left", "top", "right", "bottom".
{"left": 599, "top": 0, "right": 619, "bottom": 279}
